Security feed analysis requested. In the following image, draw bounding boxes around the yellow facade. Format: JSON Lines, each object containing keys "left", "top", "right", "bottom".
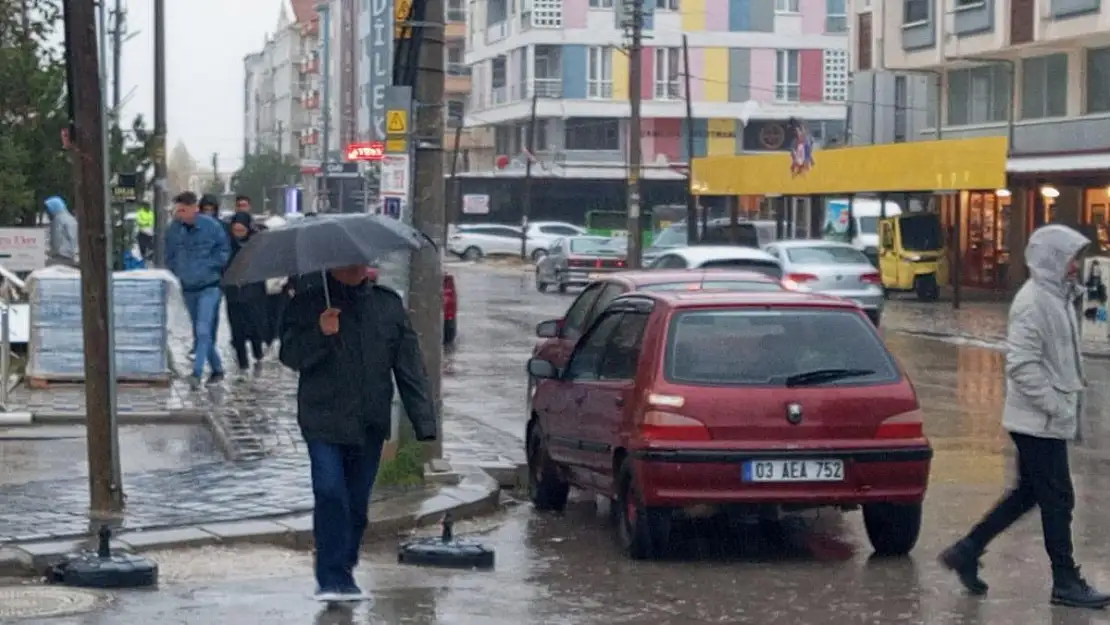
{"left": 691, "top": 137, "right": 1009, "bottom": 196}
{"left": 706, "top": 119, "right": 734, "bottom": 156}
{"left": 612, "top": 48, "right": 629, "bottom": 101}
{"left": 702, "top": 48, "right": 729, "bottom": 102}
{"left": 681, "top": 0, "right": 706, "bottom": 31}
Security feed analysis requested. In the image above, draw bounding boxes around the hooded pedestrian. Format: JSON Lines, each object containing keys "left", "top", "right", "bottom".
{"left": 43, "top": 196, "right": 78, "bottom": 266}
{"left": 279, "top": 264, "right": 436, "bottom": 603}
{"left": 940, "top": 224, "right": 1110, "bottom": 609}
{"left": 165, "top": 191, "right": 230, "bottom": 389}
{"left": 224, "top": 212, "right": 268, "bottom": 372}
{"left": 199, "top": 194, "right": 220, "bottom": 218}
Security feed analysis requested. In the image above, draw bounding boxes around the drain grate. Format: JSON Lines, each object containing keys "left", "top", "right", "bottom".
{"left": 0, "top": 586, "right": 102, "bottom": 619}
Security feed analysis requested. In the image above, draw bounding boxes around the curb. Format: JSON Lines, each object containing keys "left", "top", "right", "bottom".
{"left": 0, "top": 466, "right": 501, "bottom": 578}
{"left": 890, "top": 328, "right": 1110, "bottom": 360}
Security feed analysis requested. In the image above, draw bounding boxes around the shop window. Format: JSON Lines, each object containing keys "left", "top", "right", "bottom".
{"left": 947, "top": 65, "right": 1011, "bottom": 126}
{"left": 1022, "top": 54, "right": 1067, "bottom": 119}
{"left": 1087, "top": 47, "right": 1110, "bottom": 114}
{"left": 565, "top": 118, "right": 619, "bottom": 151}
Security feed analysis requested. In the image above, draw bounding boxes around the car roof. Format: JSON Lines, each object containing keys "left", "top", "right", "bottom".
{"left": 594, "top": 269, "right": 778, "bottom": 286}
{"left": 765, "top": 239, "right": 860, "bottom": 250}
{"left": 660, "top": 246, "right": 778, "bottom": 262}
{"left": 619, "top": 289, "right": 859, "bottom": 311}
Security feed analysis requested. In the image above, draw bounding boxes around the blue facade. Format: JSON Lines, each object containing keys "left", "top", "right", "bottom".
{"left": 729, "top": 0, "right": 749, "bottom": 31}
{"left": 561, "top": 45, "right": 587, "bottom": 99}
{"left": 679, "top": 119, "right": 709, "bottom": 161}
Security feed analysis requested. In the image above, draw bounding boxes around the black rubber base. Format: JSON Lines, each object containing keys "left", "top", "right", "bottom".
{"left": 49, "top": 552, "right": 159, "bottom": 588}
{"left": 397, "top": 537, "right": 495, "bottom": 570}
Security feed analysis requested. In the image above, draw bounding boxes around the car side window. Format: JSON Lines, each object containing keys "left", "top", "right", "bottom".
{"left": 880, "top": 222, "right": 894, "bottom": 250}
{"left": 494, "top": 227, "right": 522, "bottom": 238}
{"left": 587, "top": 284, "right": 628, "bottom": 324}
{"left": 541, "top": 225, "right": 581, "bottom": 236}
{"left": 565, "top": 312, "right": 625, "bottom": 381}
{"left": 550, "top": 238, "right": 564, "bottom": 255}
{"left": 563, "top": 283, "right": 605, "bottom": 338}
{"left": 764, "top": 246, "right": 780, "bottom": 258}
{"left": 654, "top": 255, "right": 687, "bottom": 270}
{"left": 597, "top": 312, "right": 650, "bottom": 381}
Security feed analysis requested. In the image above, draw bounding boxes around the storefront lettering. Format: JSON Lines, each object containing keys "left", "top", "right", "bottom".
{"left": 641, "top": 130, "right": 736, "bottom": 139}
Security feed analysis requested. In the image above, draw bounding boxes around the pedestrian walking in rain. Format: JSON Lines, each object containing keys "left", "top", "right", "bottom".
{"left": 234, "top": 194, "right": 256, "bottom": 219}
{"left": 135, "top": 203, "right": 155, "bottom": 260}
{"left": 223, "top": 212, "right": 268, "bottom": 373}
{"left": 43, "top": 196, "right": 79, "bottom": 267}
{"left": 940, "top": 224, "right": 1110, "bottom": 609}
{"left": 279, "top": 264, "right": 436, "bottom": 603}
{"left": 165, "top": 191, "right": 230, "bottom": 389}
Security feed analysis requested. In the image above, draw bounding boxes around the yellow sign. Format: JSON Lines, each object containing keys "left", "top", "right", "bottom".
{"left": 386, "top": 110, "right": 408, "bottom": 134}
{"left": 690, "top": 137, "right": 1009, "bottom": 196}
{"left": 385, "top": 138, "right": 407, "bottom": 153}
{"left": 394, "top": 0, "right": 412, "bottom": 38}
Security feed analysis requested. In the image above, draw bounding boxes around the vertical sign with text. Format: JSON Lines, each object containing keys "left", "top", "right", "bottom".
{"left": 368, "top": 0, "right": 394, "bottom": 141}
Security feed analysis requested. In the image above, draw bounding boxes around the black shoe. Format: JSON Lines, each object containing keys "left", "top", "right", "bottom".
{"left": 1052, "top": 567, "right": 1110, "bottom": 609}
{"left": 939, "top": 540, "right": 989, "bottom": 596}
{"left": 206, "top": 372, "right": 225, "bottom": 386}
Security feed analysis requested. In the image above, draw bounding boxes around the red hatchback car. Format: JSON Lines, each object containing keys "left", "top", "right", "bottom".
{"left": 525, "top": 290, "right": 932, "bottom": 559}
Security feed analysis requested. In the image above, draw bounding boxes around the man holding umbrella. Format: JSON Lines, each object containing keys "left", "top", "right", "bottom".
{"left": 224, "top": 213, "right": 436, "bottom": 602}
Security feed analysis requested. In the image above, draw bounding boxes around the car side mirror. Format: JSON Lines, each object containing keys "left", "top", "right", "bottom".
{"left": 536, "top": 319, "right": 562, "bottom": 338}
{"left": 527, "top": 358, "right": 560, "bottom": 379}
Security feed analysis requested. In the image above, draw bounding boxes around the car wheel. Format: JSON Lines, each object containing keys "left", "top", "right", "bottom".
{"left": 915, "top": 274, "right": 939, "bottom": 302}
{"left": 527, "top": 423, "right": 569, "bottom": 512}
{"left": 556, "top": 272, "right": 569, "bottom": 293}
{"left": 866, "top": 310, "right": 882, "bottom": 327}
{"left": 862, "top": 502, "right": 922, "bottom": 556}
{"left": 615, "top": 459, "right": 671, "bottom": 559}
{"left": 531, "top": 248, "right": 548, "bottom": 262}
{"left": 442, "top": 318, "right": 457, "bottom": 345}
{"left": 535, "top": 268, "right": 548, "bottom": 293}
{"left": 462, "top": 246, "right": 483, "bottom": 261}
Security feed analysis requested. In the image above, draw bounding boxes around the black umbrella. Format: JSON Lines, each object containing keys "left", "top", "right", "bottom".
{"left": 222, "top": 213, "right": 429, "bottom": 306}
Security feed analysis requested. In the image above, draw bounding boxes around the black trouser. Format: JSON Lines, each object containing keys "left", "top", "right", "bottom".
{"left": 226, "top": 297, "right": 265, "bottom": 370}
{"left": 965, "top": 432, "right": 1076, "bottom": 573}
{"left": 137, "top": 232, "right": 154, "bottom": 259}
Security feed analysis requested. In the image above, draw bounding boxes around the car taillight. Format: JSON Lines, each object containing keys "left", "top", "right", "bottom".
{"left": 640, "top": 410, "right": 710, "bottom": 442}
{"left": 875, "top": 409, "right": 925, "bottom": 439}
{"left": 595, "top": 259, "right": 603, "bottom": 268}
{"left": 568, "top": 258, "right": 586, "bottom": 267}
{"left": 860, "top": 272, "right": 882, "bottom": 284}
{"left": 616, "top": 259, "right": 625, "bottom": 267}
{"left": 785, "top": 273, "right": 818, "bottom": 283}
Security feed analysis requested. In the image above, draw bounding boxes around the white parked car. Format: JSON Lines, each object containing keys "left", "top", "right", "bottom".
{"left": 646, "top": 245, "right": 783, "bottom": 279}
{"left": 522, "top": 221, "right": 587, "bottom": 261}
{"left": 448, "top": 221, "right": 586, "bottom": 261}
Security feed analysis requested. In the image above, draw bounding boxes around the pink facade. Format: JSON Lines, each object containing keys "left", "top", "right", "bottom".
{"left": 799, "top": 0, "right": 826, "bottom": 34}
{"left": 748, "top": 49, "right": 776, "bottom": 103}
{"left": 640, "top": 48, "right": 654, "bottom": 100}
{"left": 685, "top": 48, "right": 705, "bottom": 100}
{"left": 563, "top": 0, "right": 589, "bottom": 28}
{"left": 799, "top": 50, "right": 823, "bottom": 102}
{"left": 649, "top": 119, "right": 682, "bottom": 161}
{"left": 703, "top": 0, "right": 729, "bottom": 31}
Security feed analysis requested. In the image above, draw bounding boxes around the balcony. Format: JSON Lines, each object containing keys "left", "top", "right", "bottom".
{"left": 491, "top": 85, "right": 508, "bottom": 105}
{"left": 534, "top": 78, "right": 563, "bottom": 98}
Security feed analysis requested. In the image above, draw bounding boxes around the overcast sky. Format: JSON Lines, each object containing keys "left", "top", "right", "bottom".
{"left": 119, "top": 0, "right": 282, "bottom": 172}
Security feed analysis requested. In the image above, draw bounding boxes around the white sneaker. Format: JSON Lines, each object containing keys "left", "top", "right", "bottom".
{"left": 314, "top": 590, "right": 343, "bottom": 603}
{"left": 334, "top": 589, "right": 367, "bottom": 602}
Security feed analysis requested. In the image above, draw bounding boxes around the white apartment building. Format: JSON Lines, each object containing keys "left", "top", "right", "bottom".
{"left": 463, "top": 0, "right": 850, "bottom": 177}
{"left": 242, "top": 4, "right": 303, "bottom": 161}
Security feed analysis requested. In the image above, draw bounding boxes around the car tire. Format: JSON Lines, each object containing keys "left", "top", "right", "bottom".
{"left": 866, "top": 310, "right": 882, "bottom": 327}
{"left": 462, "top": 246, "right": 483, "bottom": 261}
{"left": 615, "top": 459, "right": 672, "bottom": 559}
{"left": 535, "top": 268, "right": 548, "bottom": 293}
{"left": 915, "top": 274, "right": 939, "bottom": 302}
{"left": 442, "top": 318, "right": 457, "bottom": 345}
{"left": 527, "top": 423, "right": 569, "bottom": 512}
{"left": 531, "top": 248, "right": 548, "bottom": 262}
{"left": 862, "top": 502, "right": 922, "bottom": 556}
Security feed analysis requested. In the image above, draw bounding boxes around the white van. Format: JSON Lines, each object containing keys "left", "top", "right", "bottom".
{"left": 824, "top": 198, "right": 902, "bottom": 258}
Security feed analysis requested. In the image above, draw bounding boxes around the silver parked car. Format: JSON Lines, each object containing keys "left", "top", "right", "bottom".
{"left": 763, "top": 240, "right": 885, "bottom": 325}
{"left": 535, "top": 236, "right": 626, "bottom": 293}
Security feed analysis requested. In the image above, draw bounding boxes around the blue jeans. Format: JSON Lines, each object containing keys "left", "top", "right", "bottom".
{"left": 182, "top": 286, "right": 224, "bottom": 378}
{"left": 306, "top": 437, "right": 385, "bottom": 591}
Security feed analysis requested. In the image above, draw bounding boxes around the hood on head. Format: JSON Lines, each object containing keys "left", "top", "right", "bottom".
{"left": 1025, "top": 224, "right": 1090, "bottom": 293}
{"left": 44, "top": 196, "right": 69, "bottom": 217}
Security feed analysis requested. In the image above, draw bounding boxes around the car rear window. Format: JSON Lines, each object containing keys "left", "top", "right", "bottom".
{"left": 785, "top": 246, "right": 869, "bottom": 265}
{"left": 696, "top": 259, "right": 782, "bottom": 279}
{"left": 640, "top": 280, "right": 783, "bottom": 293}
{"left": 664, "top": 309, "right": 899, "bottom": 386}
{"left": 570, "top": 238, "right": 623, "bottom": 254}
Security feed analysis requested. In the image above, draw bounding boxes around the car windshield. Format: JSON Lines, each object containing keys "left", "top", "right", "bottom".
{"left": 640, "top": 281, "right": 783, "bottom": 293}
{"left": 900, "top": 215, "right": 944, "bottom": 251}
{"left": 858, "top": 216, "right": 879, "bottom": 235}
{"left": 698, "top": 259, "right": 782, "bottom": 279}
{"left": 785, "top": 246, "right": 870, "bottom": 265}
{"left": 664, "top": 309, "right": 899, "bottom": 386}
{"left": 570, "top": 238, "right": 624, "bottom": 254}
{"left": 651, "top": 224, "right": 687, "bottom": 248}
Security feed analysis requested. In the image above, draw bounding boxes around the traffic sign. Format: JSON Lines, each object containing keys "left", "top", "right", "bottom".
{"left": 385, "top": 138, "right": 407, "bottom": 154}
{"left": 382, "top": 196, "right": 402, "bottom": 219}
{"left": 387, "top": 110, "right": 408, "bottom": 134}
{"left": 394, "top": 0, "right": 413, "bottom": 38}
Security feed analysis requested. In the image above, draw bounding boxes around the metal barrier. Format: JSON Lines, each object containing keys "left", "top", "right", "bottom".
{"left": 0, "top": 267, "right": 27, "bottom": 411}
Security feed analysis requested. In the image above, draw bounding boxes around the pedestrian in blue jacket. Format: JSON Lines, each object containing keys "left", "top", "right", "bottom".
{"left": 165, "top": 191, "right": 231, "bottom": 389}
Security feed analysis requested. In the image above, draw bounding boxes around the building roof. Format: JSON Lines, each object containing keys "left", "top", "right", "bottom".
{"left": 289, "top": 0, "right": 316, "bottom": 23}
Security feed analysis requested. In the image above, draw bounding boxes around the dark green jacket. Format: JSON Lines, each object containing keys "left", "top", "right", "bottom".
{"left": 279, "top": 276, "right": 436, "bottom": 445}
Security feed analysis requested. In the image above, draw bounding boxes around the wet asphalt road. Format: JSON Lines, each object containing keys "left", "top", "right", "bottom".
{"left": 17, "top": 261, "right": 1110, "bottom": 624}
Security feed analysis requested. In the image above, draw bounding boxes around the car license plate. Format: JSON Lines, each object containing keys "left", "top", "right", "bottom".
{"left": 743, "top": 459, "right": 844, "bottom": 482}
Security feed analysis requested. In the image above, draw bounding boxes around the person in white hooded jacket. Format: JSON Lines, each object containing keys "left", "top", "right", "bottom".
{"left": 940, "top": 224, "right": 1110, "bottom": 609}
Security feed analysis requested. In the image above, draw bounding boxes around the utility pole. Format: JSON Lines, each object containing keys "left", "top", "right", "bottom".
{"left": 520, "top": 91, "right": 538, "bottom": 260}
{"left": 62, "top": 0, "right": 124, "bottom": 517}
{"left": 681, "top": 35, "right": 697, "bottom": 246}
{"left": 625, "top": 0, "right": 644, "bottom": 268}
{"left": 446, "top": 120, "right": 462, "bottom": 242}
{"left": 318, "top": 2, "right": 332, "bottom": 212}
{"left": 277, "top": 120, "right": 284, "bottom": 156}
{"left": 110, "top": 0, "right": 124, "bottom": 117}
{"left": 152, "top": 0, "right": 167, "bottom": 265}
{"left": 410, "top": 0, "right": 446, "bottom": 458}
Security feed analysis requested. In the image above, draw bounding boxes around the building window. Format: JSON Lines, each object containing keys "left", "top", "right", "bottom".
{"left": 655, "top": 0, "right": 679, "bottom": 10}
{"left": 447, "top": 0, "right": 466, "bottom": 22}
{"left": 529, "top": 0, "right": 563, "bottom": 27}
{"left": 654, "top": 47, "right": 680, "bottom": 99}
{"left": 446, "top": 43, "right": 469, "bottom": 76}
{"left": 903, "top": 0, "right": 928, "bottom": 24}
{"left": 822, "top": 49, "right": 848, "bottom": 102}
{"left": 946, "top": 65, "right": 1011, "bottom": 126}
{"left": 775, "top": 49, "right": 799, "bottom": 102}
{"left": 775, "top": 0, "right": 799, "bottom": 12}
{"left": 522, "top": 120, "right": 549, "bottom": 151}
{"left": 954, "top": 0, "right": 983, "bottom": 7}
{"left": 1087, "top": 47, "right": 1110, "bottom": 114}
{"left": 587, "top": 46, "right": 613, "bottom": 98}
{"left": 446, "top": 99, "right": 466, "bottom": 127}
{"left": 1021, "top": 54, "right": 1067, "bottom": 120}
{"left": 565, "top": 118, "right": 620, "bottom": 150}
{"left": 825, "top": 0, "right": 847, "bottom": 32}
{"left": 494, "top": 125, "right": 514, "bottom": 154}
{"left": 589, "top": 0, "right": 614, "bottom": 7}
{"left": 893, "top": 75, "right": 907, "bottom": 142}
